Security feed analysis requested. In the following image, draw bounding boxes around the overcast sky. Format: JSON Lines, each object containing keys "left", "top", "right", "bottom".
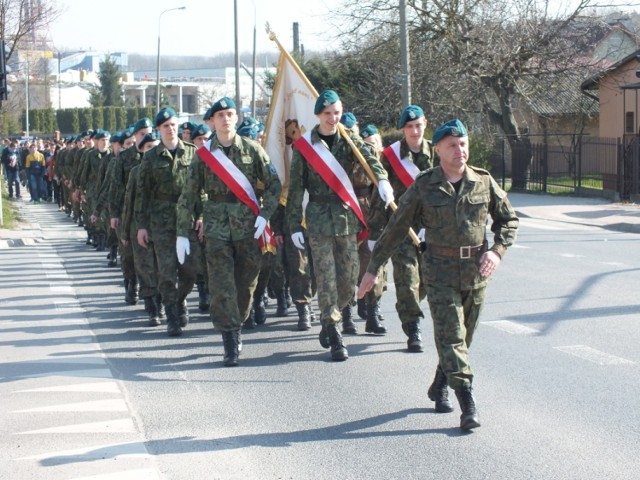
{"left": 47, "top": 0, "right": 340, "bottom": 56}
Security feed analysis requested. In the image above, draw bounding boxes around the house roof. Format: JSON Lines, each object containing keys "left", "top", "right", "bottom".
{"left": 524, "top": 74, "right": 599, "bottom": 117}
{"left": 581, "top": 48, "right": 640, "bottom": 90}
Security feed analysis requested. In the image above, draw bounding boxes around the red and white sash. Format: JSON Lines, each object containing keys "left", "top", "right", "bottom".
{"left": 383, "top": 141, "right": 421, "bottom": 189}
{"left": 293, "top": 131, "right": 367, "bottom": 240}
{"left": 197, "top": 141, "right": 276, "bottom": 252}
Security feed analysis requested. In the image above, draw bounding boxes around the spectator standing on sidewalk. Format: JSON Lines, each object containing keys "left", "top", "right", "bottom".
{"left": 1, "top": 140, "right": 21, "bottom": 199}
{"left": 24, "top": 143, "right": 46, "bottom": 203}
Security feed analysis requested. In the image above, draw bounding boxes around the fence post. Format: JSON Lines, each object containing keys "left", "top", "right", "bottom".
{"left": 577, "top": 135, "right": 582, "bottom": 189}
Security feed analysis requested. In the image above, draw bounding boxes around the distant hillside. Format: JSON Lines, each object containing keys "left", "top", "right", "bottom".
{"left": 128, "top": 51, "right": 281, "bottom": 71}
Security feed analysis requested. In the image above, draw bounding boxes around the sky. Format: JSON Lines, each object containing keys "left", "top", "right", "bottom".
{"left": 47, "top": 0, "right": 341, "bottom": 57}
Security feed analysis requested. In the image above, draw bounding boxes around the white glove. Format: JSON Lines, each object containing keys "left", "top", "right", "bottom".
{"left": 417, "top": 228, "right": 426, "bottom": 242}
{"left": 176, "top": 236, "right": 190, "bottom": 264}
{"left": 254, "top": 216, "right": 268, "bottom": 239}
{"left": 378, "top": 179, "right": 394, "bottom": 207}
{"left": 367, "top": 240, "right": 376, "bottom": 251}
{"left": 292, "top": 232, "right": 305, "bottom": 250}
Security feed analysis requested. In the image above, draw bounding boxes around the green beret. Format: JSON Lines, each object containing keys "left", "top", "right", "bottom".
{"left": 192, "top": 123, "right": 211, "bottom": 140}
{"left": 133, "top": 117, "right": 153, "bottom": 133}
{"left": 241, "top": 116, "right": 258, "bottom": 128}
{"left": 314, "top": 89, "right": 340, "bottom": 115}
{"left": 237, "top": 125, "right": 258, "bottom": 140}
{"left": 210, "top": 97, "right": 236, "bottom": 116}
{"left": 75, "top": 135, "right": 84, "bottom": 142}
{"left": 360, "top": 124, "right": 379, "bottom": 139}
{"left": 138, "top": 132, "right": 157, "bottom": 150}
{"left": 119, "top": 127, "right": 134, "bottom": 144}
{"left": 110, "top": 132, "right": 121, "bottom": 143}
{"left": 181, "top": 121, "right": 197, "bottom": 133}
{"left": 257, "top": 122, "right": 265, "bottom": 132}
{"left": 203, "top": 106, "right": 213, "bottom": 121}
{"left": 397, "top": 105, "right": 425, "bottom": 128}
{"left": 94, "top": 129, "right": 110, "bottom": 140}
{"left": 340, "top": 112, "right": 357, "bottom": 129}
{"left": 432, "top": 119, "right": 468, "bottom": 145}
{"left": 82, "top": 130, "right": 93, "bottom": 138}
{"left": 155, "top": 107, "right": 177, "bottom": 127}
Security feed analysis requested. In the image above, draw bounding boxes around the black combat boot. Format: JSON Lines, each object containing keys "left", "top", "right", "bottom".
{"left": 327, "top": 323, "right": 348, "bottom": 361}
{"left": 144, "top": 296, "right": 161, "bottom": 326}
{"left": 319, "top": 320, "right": 330, "bottom": 349}
{"left": 124, "top": 277, "right": 139, "bottom": 305}
{"left": 244, "top": 308, "right": 256, "bottom": 329}
{"left": 402, "top": 320, "right": 424, "bottom": 352}
{"left": 85, "top": 231, "right": 93, "bottom": 245}
{"left": 196, "top": 281, "right": 210, "bottom": 311}
{"left": 107, "top": 245, "right": 118, "bottom": 267}
{"left": 222, "top": 330, "right": 240, "bottom": 367}
{"left": 165, "top": 303, "right": 183, "bottom": 337}
{"left": 357, "top": 298, "right": 367, "bottom": 320}
{"left": 156, "top": 294, "right": 165, "bottom": 319}
{"left": 253, "top": 293, "right": 266, "bottom": 325}
{"left": 365, "top": 298, "right": 387, "bottom": 334}
{"left": 295, "top": 302, "right": 312, "bottom": 331}
{"left": 284, "top": 286, "right": 292, "bottom": 309}
{"left": 427, "top": 365, "right": 454, "bottom": 413}
{"left": 95, "top": 233, "right": 106, "bottom": 252}
{"left": 341, "top": 304, "right": 357, "bottom": 335}
{"left": 177, "top": 299, "right": 189, "bottom": 328}
{"left": 275, "top": 290, "right": 289, "bottom": 316}
{"left": 455, "top": 384, "right": 481, "bottom": 430}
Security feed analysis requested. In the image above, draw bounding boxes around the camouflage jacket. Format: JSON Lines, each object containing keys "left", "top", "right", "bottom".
{"left": 368, "top": 138, "right": 433, "bottom": 241}
{"left": 120, "top": 163, "right": 140, "bottom": 242}
{"left": 93, "top": 153, "right": 118, "bottom": 217}
{"left": 367, "top": 165, "right": 519, "bottom": 290}
{"left": 135, "top": 139, "right": 197, "bottom": 236}
{"left": 176, "top": 134, "right": 281, "bottom": 241}
{"left": 286, "top": 126, "right": 388, "bottom": 237}
{"left": 108, "top": 146, "right": 141, "bottom": 218}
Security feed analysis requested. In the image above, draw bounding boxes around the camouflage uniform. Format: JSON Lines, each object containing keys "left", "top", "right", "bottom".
{"left": 176, "top": 134, "right": 281, "bottom": 333}
{"left": 368, "top": 138, "right": 432, "bottom": 347}
{"left": 78, "top": 147, "right": 110, "bottom": 248}
{"left": 135, "top": 140, "right": 198, "bottom": 318}
{"left": 94, "top": 151, "right": 120, "bottom": 264}
{"left": 367, "top": 165, "right": 519, "bottom": 389}
{"left": 287, "top": 126, "right": 388, "bottom": 352}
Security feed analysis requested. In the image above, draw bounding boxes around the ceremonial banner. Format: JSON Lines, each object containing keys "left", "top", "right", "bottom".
{"left": 262, "top": 48, "right": 318, "bottom": 201}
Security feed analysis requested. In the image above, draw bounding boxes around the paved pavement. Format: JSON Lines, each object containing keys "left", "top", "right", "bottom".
{"left": 0, "top": 191, "right": 639, "bottom": 479}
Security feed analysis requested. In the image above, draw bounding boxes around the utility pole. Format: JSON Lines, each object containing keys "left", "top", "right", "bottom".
{"left": 399, "top": 0, "right": 411, "bottom": 106}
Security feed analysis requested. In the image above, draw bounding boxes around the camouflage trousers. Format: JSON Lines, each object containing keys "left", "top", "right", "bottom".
{"left": 283, "top": 234, "right": 315, "bottom": 304}
{"left": 358, "top": 239, "right": 385, "bottom": 302}
{"left": 132, "top": 237, "right": 158, "bottom": 299}
{"left": 390, "top": 238, "right": 426, "bottom": 324}
{"left": 119, "top": 229, "right": 136, "bottom": 282}
{"left": 425, "top": 283, "right": 486, "bottom": 390}
{"left": 152, "top": 230, "right": 196, "bottom": 306}
{"left": 308, "top": 233, "right": 358, "bottom": 324}
{"left": 206, "top": 237, "right": 262, "bottom": 332}
{"left": 191, "top": 235, "right": 208, "bottom": 285}
{"left": 255, "top": 251, "right": 273, "bottom": 300}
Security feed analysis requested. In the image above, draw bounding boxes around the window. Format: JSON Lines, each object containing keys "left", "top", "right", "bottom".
{"left": 625, "top": 111, "right": 634, "bottom": 134}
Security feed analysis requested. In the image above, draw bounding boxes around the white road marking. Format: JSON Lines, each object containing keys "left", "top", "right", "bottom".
{"left": 483, "top": 320, "right": 539, "bottom": 335}
{"left": 14, "top": 381, "right": 120, "bottom": 393}
{"left": 554, "top": 345, "right": 635, "bottom": 365}
{"left": 13, "top": 398, "right": 129, "bottom": 413}
{"left": 17, "top": 418, "right": 137, "bottom": 434}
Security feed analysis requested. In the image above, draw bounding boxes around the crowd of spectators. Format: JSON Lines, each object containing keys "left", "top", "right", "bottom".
{"left": 1, "top": 136, "right": 63, "bottom": 207}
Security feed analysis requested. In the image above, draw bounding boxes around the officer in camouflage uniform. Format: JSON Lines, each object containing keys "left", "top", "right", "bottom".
{"left": 136, "top": 108, "right": 197, "bottom": 337}
{"left": 74, "top": 131, "right": 97, "bottom": 243}
{"left": 368, "top": 105, "right": 433, "bottom": 352}
{"left": 287, "top": 90, "right": 393, "bottom": 362}
{"left": 110, "top": 119, "right": 153, "bottom": 305}
{"left": 122, "top": 132, "right": 163, "bottom": 326}
{"left": 176, "top": 97, "right": 281, "bottom": 367}
{"left": 359, "top": 119, "right": 519, "bottom": 430}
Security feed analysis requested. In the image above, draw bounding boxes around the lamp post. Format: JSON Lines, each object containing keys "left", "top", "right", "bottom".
{"left": 156, "top": 6, "right": 186, "bottom": 110}
{"left": 250, "top": 0, "right": 257, "bottom": 118}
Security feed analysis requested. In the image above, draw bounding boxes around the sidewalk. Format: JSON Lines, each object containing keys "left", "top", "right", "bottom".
{"left": 508, "top": 192, "right": 640, "bottom": 234}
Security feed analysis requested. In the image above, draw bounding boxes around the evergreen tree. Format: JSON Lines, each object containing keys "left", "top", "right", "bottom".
{"left": 95, "top": 56, "right": 124, "bottom": 107}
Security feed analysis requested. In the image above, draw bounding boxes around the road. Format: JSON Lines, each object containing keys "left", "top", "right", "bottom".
{"left": 1, "top": 202, "right": 639, "bottom": 480}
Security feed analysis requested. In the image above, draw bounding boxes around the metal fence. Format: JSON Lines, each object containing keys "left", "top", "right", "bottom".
{"left": 491, "top": 135, "right": 640, "bottom": 201}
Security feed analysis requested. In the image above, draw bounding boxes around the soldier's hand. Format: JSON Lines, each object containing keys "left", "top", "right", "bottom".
{"left": 89, "top": 214, "right": 97, "bottom": 224}
{"left": 479, "top": 250, "right": 501, "bottom": 278}
{"left": 176, "top": 236, "right": 191, "bottom": 264}
{"left": 254, "top": 216, "right": 268, "bottom": 239}
{"left": 275, "top": 235, "right": 284, "bottom": 247}
{"left": 291, "top": 232, "right": 305, "bottom": 250}
{"left": 357, "top": 272, "right": 378, "bottom": 299}
{"left": 111, "top": 217, "right": 120, "bottom": 230}
{"left": 377, "top": 179, "right": 395, "bottom": 207}
{"left": 121, "top": 239, "right": 129, "bottom": 247}
{"left": 137, "top": 228, "right": 149, "bottom": 249}
{"left": 194, "top": 219, "right": 204, "bottom": 241}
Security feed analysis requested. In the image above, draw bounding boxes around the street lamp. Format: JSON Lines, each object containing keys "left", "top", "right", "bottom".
{"left": 156, "top": 6, "right": 186, "bottom": 110}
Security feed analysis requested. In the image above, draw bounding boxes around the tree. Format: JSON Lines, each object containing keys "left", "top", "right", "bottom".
{"left": 331, "top": 0, "right": 607, "bottom": 187}
{"left": 90, "top": 55, "right": 124, "bottom": 108}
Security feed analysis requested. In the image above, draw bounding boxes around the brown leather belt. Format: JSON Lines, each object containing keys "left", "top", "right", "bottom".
{"left": 428, "top": 244, "right": 484, "bottom": 259}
